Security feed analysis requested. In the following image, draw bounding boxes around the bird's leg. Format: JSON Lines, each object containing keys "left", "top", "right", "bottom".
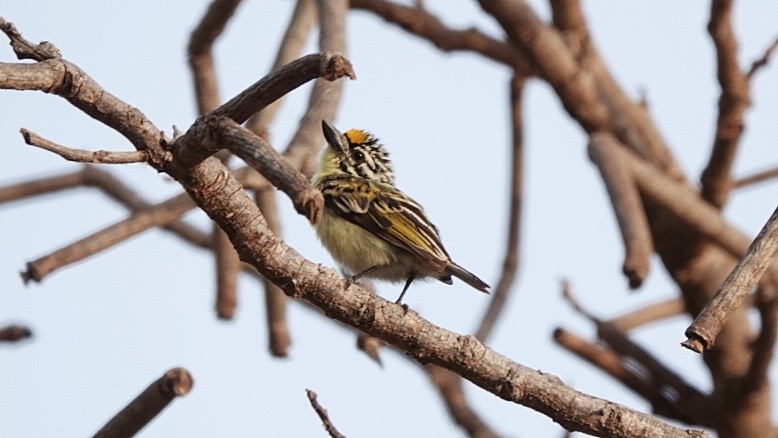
{"left": 395, "top": 273, "right": 417, "bottom": 313}
{"left": 347, "top": 264, "right": 386, "bottom": 285}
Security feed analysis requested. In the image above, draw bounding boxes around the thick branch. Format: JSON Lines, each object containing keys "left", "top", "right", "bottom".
{"left": 93, "top": 368, "right": 193, "bottom": 438}
{"left": 174, "top": 157, "right": 706, "bottom": 437}
{"left": 588, "top": 133, "right": 653, "bottom": 288}
{"left": 684, "top": 205, "right": 778, "bottom": 353}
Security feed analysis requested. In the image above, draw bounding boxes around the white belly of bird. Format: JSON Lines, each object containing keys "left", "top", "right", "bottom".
{"left": 315, "top": 212, "right": 436, "bottom": 282}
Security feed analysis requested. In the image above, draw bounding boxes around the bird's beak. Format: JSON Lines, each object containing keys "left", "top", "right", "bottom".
{"left": 321, "top": 120, "right": 349, "bottom": 156}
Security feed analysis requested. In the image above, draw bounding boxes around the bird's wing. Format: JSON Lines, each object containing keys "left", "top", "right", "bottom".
{"left": 318, "top": 176, "right": 450, "bottom": 269}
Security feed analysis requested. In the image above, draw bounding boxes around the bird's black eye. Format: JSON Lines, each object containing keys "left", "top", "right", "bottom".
{"left": 353, "top": 150, "right": 365, "bottom": 162}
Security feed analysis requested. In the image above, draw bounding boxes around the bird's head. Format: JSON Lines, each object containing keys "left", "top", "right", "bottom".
{"left": 317, "top": 120, "right": 395, "bottom": 185}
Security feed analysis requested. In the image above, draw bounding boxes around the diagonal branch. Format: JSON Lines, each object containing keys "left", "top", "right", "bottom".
{"left": 22, "top": 192, "right": 197, "bottom": 284}
{"left": 683, "top": 205, "right": 778, "bottom": 353}
{"left": 93, "top": 368, "right": 193, "bottom": 438}
{"left": 305, "top": 389, "right": 346, "bottom": 438}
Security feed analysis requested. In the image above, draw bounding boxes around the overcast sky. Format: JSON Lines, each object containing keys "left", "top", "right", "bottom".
{"left": 2, "top": 1, "right": 777, "bottom": 436}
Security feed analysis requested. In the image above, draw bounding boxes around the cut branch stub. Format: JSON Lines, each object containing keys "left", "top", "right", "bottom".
{"left": 683, "top": 205, "right": 778, "bottom": 353}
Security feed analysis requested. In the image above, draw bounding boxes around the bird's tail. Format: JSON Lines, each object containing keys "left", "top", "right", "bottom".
{"left": 446, "top": 262, "right": 490, "bottom": 294}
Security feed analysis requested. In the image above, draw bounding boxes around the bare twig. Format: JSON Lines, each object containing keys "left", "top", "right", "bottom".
{"left": 699, "top": 0, "right": 750, "bottom": 209}
{"left": 747, "top": 35, "right": 778, "bottom": 79}
{"left": 305, "top": 389, "right": 346, "bottom": 438}
{"left": 256, "top": 188, "right": 291, "bottom": 356}
{"left": 475, "top": 74, "right": 525, "bottom": 342}
{"left": 93, "top": 368, "right": 193, "bottom": 438}
{"left": 588, "top": 133, "right": 653, "bottom": 289}
{"left": 0, "top": 324, "right": 32, "bottom": 342}
{"left": 246, "top": 0, "right": 317, "bottom": 139}
{"left": 21, "top": 129, "right": 148, "bottom": 164}
{"left": 684, "top": 205, "right": 778, "bottom": 353}
{"left": 734, "top": 165, "right": 778, "bottom": 189}
{"left": 22, "top": 192, "right": 196, "bottom": 283}
{"left": 188, "top": 0, "right": 243, "bottom": 114}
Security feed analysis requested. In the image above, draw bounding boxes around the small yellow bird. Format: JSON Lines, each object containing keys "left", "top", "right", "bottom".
{"left": 312, "top": 120, "right": 490, "bottom": 304}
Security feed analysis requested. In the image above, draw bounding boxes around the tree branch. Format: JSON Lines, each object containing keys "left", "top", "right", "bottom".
{"left": 188, "top": 0, "right": 243, "bottom": 114}
{"left": 22, "top": 192, "right": 196, "bottom": 283}
{"left": 588, "top": 133, "right": 653, "bottom": 289}
{"left": 350, "top": 0, "right": 532, "bottom": 74}
{"left": 21, "top": 129, "right": 148, "bottom": 164}
{"left": 93, "top": 368, "right": 193, "bottom": 438}
{"left": 246, "top": 0, "right": 317, "bottom": 139}
{"left": 683, "top": 205, "right": 778, "bottom": 353}
{"left": 305, "top": 389, "right": 346, "bottom": 438}
{"left": 699, "top": 0, "right": 750, "bottom": 209}
{"left": 0, "top": 324, "right": 32, "bottom": 342}
{"left": 475, "top": 74, "right": 525, "bottom": 342}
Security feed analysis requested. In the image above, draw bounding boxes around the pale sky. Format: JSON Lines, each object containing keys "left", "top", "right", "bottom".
{"left": 2, "top": 1, "right": 777, "bottom": 437}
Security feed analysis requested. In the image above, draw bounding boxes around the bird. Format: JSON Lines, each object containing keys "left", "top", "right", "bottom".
{"left": 311, "top": 120, "right": 490, "bottom": 305}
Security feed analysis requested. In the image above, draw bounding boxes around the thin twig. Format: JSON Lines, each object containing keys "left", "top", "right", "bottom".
{"left": 93, "top": 368, "right": 193, "bottom": 438}
{"left": 683, "top": 205, "right": 778, "bottom": 353}
{"left": 0, "top": 324, "right": 33, "bottom": 342}
{"left": 733, "top": 165, "right": 778, "bottom": 189}
{"left": 305, "top": 389, "right": 346, "bottom": 438}
{"left": 588, "top": 133, "right": 653, "bottom": 289}
{"left": 747, "top": 35, "right": 778, "bottom": 79}
{"left": 475, "top": 74, "right": 526, "bottom": 342}
{"left": 21, "top": 129, "right": 148, "bottom": 164}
